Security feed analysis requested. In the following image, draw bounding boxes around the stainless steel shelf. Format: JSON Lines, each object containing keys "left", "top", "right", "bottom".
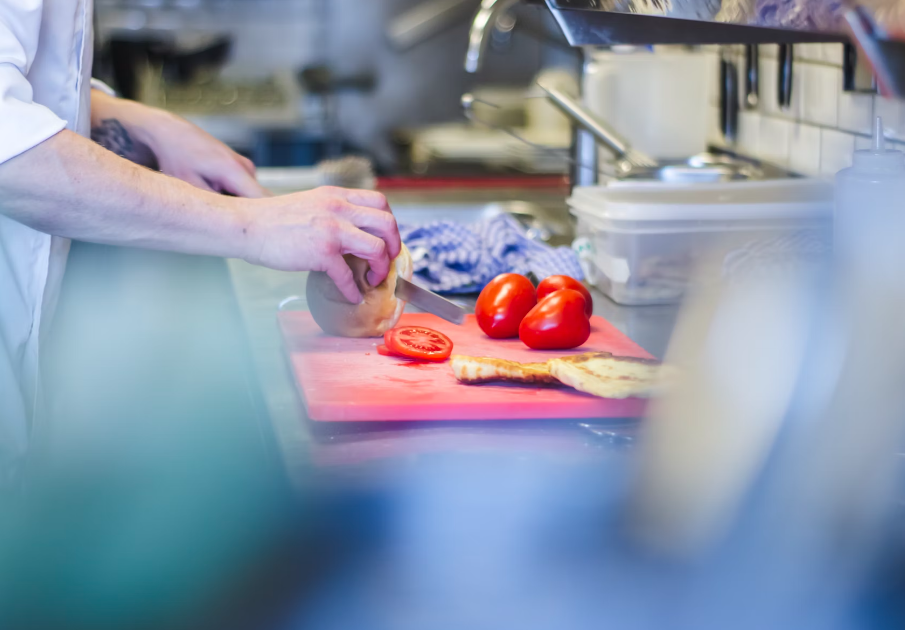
{"left": 543, "top": 0, "right": 848, "bottom": 45}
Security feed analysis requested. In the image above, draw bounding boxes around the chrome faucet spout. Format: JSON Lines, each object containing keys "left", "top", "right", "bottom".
{"left": 464, "top": 0, "right": 520, "bottom": 73}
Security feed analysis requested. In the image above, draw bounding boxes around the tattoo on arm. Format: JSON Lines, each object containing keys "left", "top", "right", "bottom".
{"left": 91, "top": 119, "right": 158, "bottom": 169}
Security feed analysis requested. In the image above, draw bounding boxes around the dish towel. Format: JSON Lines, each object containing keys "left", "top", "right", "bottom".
{"left": 399, "top": 213, "right": 583, "bottom": 294}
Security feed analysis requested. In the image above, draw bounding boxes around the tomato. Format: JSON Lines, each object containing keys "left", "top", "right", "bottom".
{"left": 384, "top": 327, "right": 453, "bottom": 362}
{"left": 537, "top": 275, "right": 593, "bottom": 318}
{"left": 377, "top": 344, "right": 394, "bottom": 357}
{"left": 475, "top": 274, "right": 537, "bottom": 339}
{"left": 519, "top": 289, "right": 591, "bottom": 350}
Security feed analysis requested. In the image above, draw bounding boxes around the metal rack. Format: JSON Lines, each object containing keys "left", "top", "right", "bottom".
{"left": 530, "top": 0, "right": 905, "bottom": 97}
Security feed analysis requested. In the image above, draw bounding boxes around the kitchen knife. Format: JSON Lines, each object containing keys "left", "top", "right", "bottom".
{"left": 395, "top": 278, "right": 470, "bottom": 325}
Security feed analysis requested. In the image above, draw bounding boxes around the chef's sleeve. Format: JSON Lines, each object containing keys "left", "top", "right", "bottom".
{"left": 90, "top": 78, "right": 116, "bottom": 97}
{"left": 0, "top": 1, "right": 67, "bottom": 166}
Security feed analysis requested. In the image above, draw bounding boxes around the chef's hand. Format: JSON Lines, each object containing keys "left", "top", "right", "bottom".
{"left": 242, "top": 186, "right": 401, "bottom": 303}
{"left": 90, "top": 89, "right": 268, "bottom": 198}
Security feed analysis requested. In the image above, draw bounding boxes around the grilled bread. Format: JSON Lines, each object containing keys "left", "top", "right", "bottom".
{"left": 450, "top": 355, "right": 558, "bottom": 385}
{"left": 548, "top": 352, "right": 663, "bottom": 399}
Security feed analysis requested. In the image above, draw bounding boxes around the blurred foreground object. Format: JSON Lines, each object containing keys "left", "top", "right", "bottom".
{"left": 626, "top": 125, "right": 905, "bottom": 625}
{"left": 256, "top": 157, "right": 377, "bottom": 193}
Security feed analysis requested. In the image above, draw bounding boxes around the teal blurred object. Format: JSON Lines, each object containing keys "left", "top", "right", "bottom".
{"left": 0, "top": 243, "right": 296, "bottom": 630}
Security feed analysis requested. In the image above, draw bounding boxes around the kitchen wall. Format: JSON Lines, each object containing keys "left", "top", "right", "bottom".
{"left": 705, "top": 43, "right": 905, "bottom": 179}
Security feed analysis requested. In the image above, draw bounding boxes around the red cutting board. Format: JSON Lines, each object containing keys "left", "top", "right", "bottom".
{"left": 278, "top": 312, "right": 654, "bottom": 422}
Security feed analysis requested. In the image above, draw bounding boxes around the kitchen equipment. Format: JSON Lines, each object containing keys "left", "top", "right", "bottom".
{"left": 835, "top": 116, "right": 905, "bottom": 283}
{"left": 462, "top": 84, "right": 790, "bottom": 184}
{"left": 394, "top": 278, "right": 470, "bottom": 325}
{"left": 569, "top": 179, "right": 834, "bottom": 305}
{"left": 388, "top": 0, "right": 478, "bottom": 51}
{"left": 537, "top": 81, "right": 657, "bottom": 172}
{"left": 277, "top": 312, "right": 652, "bottom": 422}
{"left": 582, "top": 48, "right": 711, "bottom": 163}
{"left": 465, "top": 0, "right": 521, "bottom": 73}
{"left": 256, "top": 157, "right": 376, "bottom": 192}
{"left": 540, "top": 0, "right": 849, "bottom": 45}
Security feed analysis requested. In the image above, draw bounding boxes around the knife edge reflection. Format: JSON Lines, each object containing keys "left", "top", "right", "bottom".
{"left": 394, "top": 277, "right": 471, "bottom": 325}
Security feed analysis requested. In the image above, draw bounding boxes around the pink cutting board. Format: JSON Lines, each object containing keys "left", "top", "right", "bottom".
{"left": 278, "top": 312, "right": 654, "bottom": 422}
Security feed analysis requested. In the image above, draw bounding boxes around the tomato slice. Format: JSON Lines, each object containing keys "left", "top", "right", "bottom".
{"left": 377, "top": 344, "right": 395, "bottom": 357}
{"left": 384, "top": 327, "right": 453, "bottom": 362}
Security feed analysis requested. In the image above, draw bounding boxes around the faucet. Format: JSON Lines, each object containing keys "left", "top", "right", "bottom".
{"left": 464, "top": 0, "right": 520, "bottom": 73}
{"left": 463, "top": 0, "right": 600, "bottom": 188}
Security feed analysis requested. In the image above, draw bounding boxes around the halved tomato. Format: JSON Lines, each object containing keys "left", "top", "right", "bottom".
{"left": 384, "top": 327, "right": 453, "bottom": 362}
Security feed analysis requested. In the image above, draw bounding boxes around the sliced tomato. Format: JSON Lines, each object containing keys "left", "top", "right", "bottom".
{"left": 377, "top": 344, "right": 394, "bottom": 357}
{"left": 384, "top": 326, "right": 453, "bottom": 362}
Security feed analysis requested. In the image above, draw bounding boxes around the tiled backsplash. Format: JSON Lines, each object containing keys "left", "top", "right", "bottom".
{"left": 705, "top": 44, "right": 904, "bottom": 179}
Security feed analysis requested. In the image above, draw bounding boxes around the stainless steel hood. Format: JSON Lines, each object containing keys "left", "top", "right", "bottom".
{"left": 542, "top": 0, "right": 849, "bottom": 44}
{"left": 538, "top": 0, "right": 905, "bottom": 97}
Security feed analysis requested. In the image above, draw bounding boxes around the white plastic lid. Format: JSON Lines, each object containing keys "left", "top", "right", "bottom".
{"left": 568, "top": 179, "right": 834, "bottom": 223}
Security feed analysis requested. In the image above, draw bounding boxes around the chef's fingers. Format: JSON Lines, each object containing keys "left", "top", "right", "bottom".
{"left": 330, "top": 187, "right": 391, "bottom": 212}
{"left": 324, "top": 256, "right": 362, "bottom": 304}
{"left": 340, "top": 204, "right": 402, "bottom": 260}
{"left": 340, "top": 226, "right": 390, "bottom": 288}
{"left": 237, "top": 155, "right": 257, "bottom": 177}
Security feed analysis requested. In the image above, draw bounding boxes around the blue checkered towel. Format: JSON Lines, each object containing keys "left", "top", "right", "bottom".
{"left": 399, "top": 214, "right": 583, "bottom": 294}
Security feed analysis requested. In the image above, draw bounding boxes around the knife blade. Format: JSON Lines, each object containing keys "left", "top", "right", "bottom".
{"left": 395, "top": 277, "right": 470, "bottom": 325}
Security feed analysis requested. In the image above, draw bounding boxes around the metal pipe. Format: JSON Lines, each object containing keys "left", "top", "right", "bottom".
{"left": 464, "top": 0, "right": 520, "bottom": 73}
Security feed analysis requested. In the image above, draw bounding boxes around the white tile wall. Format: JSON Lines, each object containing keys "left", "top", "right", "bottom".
{"left": 737, "top": 111, "right": 761, "bottom": 156}
{"left": 820, "top": 129, "right": 855, "bottom": 177}
{"left": 801, "top": 64, "right": 838, "bottom": 127}
{"left": 758, "top": 116, "right": 793, "bottom": 167}
{"left": 788, "top": 123, "right": 822, "bottom": 176}
{"left": 707, "top": 43, "right": 905, "bottom": 179}
{"left": 837, "top": 91, "right": 873, "bottom": 135}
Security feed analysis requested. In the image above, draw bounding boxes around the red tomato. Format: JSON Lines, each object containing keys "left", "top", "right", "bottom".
{"left": 384, "top": 327, "right": 453, "bottom": 362}
{"left": 519, "top": 289, "right": 591, "bottom": 350}
{"left": 377, "top": 344, "right": 394, "bottom": 357}
{"left": 475, "top": 274, "right": 537, "bottom": 339}
{"left": 537, "top": 275, "right": 593, "bottom": 318}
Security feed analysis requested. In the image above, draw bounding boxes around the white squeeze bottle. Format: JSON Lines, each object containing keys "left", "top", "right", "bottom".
{"left": 835, "top": 117, "right": 905, "bottom": 284}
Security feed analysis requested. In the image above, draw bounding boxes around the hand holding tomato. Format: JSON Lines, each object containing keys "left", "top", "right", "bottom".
{"left": 475, "top": 273, "right": 537, "bottom": 339}
{"left": 519, "top": 289, "right": 591, "bottom": 350}
{"left": 537, "top": 275, "right": 593, "bottom": 318}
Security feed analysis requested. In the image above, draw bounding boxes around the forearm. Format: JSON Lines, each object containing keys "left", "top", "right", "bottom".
{"left": 89, "top": 89, "right": 266, "bottom": 198}
{"left": 0, "top": 129, "right": 249, "bottom": 259}
{"left": 90, "top": 89, "right": 160, "bottom": 168}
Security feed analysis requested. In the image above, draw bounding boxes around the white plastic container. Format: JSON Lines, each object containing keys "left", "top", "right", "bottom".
{"left": 835, "top": 117, "right": 905, "bottom": 286}
{"left": 569, "top": 179, "right": 834, "bottom": 305}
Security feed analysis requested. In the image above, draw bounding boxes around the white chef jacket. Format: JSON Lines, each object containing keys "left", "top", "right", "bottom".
{"left": 0, "top": 0, "right": 98, "bottom": 478}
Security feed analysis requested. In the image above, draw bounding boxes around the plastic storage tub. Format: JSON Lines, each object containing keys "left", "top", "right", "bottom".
{"left": 569, "top": 180, "right": 833, "bottom": 305}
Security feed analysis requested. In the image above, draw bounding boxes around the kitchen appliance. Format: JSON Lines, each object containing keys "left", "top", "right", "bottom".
{"left": 277, "top": 312, "right": 652, "bottom": 422}
{"left": 569, "top": 179, "right": 834, "bottom": 305}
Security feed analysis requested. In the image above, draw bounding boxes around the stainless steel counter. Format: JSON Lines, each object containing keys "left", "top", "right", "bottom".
{"left": 226, "top": 190, "right": 680, "bottom": 488}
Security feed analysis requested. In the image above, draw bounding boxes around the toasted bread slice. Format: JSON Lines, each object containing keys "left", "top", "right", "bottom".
{"left": 450, "top": 355, "right": 558, "bottom": 385}
{"left": 548, "top": 352, "right": 663, "bottom": 399}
